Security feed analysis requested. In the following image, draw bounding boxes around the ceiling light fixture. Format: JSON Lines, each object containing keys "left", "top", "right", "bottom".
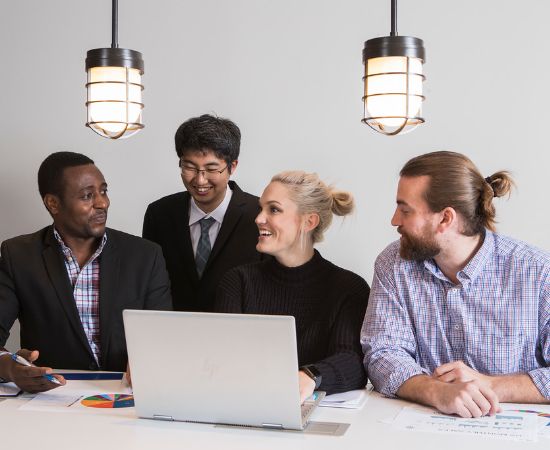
{"left": 85, "top": 0, "right": 144, "bottom": 139}
{"left": 362, "top": 0, "right": 425, "bottom": 136}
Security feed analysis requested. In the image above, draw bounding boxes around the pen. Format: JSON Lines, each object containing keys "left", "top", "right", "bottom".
{"left": 10, "top": 353, "right": 62, "bottom": 385}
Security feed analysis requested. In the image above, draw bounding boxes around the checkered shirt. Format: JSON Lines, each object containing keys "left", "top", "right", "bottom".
{"left": 54, "top": 229, "right": 107, "bottom": 364}
{"left": 361, "top": 230, "right": 550, "bottom": 399}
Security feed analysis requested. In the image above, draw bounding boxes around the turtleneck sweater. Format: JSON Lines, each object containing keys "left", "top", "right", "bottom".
{"left": 215, "top": 250, "right": 370, "bottom": 394}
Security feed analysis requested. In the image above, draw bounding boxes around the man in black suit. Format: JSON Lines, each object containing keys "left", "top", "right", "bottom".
{"left": 143, "top": 114, "right": 261, "bottom": 312}
{"left": 0, "top": 152, "right": 171, "bottom": 393}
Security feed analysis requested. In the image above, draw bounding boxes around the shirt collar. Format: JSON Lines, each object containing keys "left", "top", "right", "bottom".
{"left": 423, "top": 229, "right": 493, "bottom": 283}
{"left": 458, "top": 229, "right": 493, "bottom": 282}
{"left": 188, "top": 185, "right": 233, "bottom": 226}
{"left": 53, "top": 227, "right": 108, "bottom": 266}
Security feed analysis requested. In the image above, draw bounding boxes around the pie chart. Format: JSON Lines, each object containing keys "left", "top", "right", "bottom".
{"left": 81, "top": 393, "right": 134, "bottom": 408}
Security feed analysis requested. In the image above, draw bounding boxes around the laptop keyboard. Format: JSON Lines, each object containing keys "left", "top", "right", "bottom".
{"left": 301, "top": 401, "right": 316, "bottom": 422}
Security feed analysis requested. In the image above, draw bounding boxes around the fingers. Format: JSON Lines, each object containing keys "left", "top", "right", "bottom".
{"left": 433, "top": 360, "right": 467, "bottom": 378}
{"left": 15, "top": 364, "right": 52, "bottom": 378}
{"left": 433, "top": 361, "right": 458, "bottom": 377}
{"left": 437, "top": 380, "right": 500, "bottom": 418}
{"left": 466, "top": 388, "right": 492, "bottom": 418}
{"left": 16, "top": 374, "right": 59, "bottom": 393}
{"left": 479, "top": 384, "right": 501, "bottom": 415}
{"left": 16, "top": 349, "right": 39, "bottom": 363}
{"left": 436, "top": 371, "right": 457, "bottom": 383}
{"left": 298, "top": 371, "right": 315, "bottom": 405}
{"left": 51, "top": 374, "right": 66, "bottom": 386}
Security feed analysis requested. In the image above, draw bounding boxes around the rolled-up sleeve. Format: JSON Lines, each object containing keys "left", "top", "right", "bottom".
{"left": 361, "top": 253, "right": 428, "bottom": 397}
{"left": 528, "top": 270, "right": 550, "bottom": 399}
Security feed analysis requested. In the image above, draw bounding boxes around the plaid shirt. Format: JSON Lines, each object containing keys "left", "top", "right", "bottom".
{"left": 361, "top": 230, "right": 550, "bottom": 399}
{"left": 54, "top": 229, "right": 107, "bottom": 364}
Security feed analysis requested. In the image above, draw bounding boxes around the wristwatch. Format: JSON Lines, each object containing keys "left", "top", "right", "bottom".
{"left": 300, "top": 364, "right": 322, "bottom": 389}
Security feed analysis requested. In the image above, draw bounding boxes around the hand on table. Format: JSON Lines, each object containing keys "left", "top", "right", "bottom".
{"left": 0, "top": 349, "right": 65, "bottom": 393}
{"left": 432, "top": 361, "right": 500, "bottom": 418}
{"left": 298, "top": 370, "right": 316, "bottom": 404}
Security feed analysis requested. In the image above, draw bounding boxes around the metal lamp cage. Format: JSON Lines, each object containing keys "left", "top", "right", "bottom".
{"left": 362, "top": 36, "right": 425, "bottom": 136}
{"left": 86, "top": 48, "right": 144, "bottom": 140}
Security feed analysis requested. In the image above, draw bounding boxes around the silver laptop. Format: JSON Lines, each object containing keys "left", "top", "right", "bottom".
{"left": 123, "top": 310, "right": 325, "bottom": 430}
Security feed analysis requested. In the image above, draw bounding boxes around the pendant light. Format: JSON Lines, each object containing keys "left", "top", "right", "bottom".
{"left": 85, "top": 0, "right": 144, "bottom": 139}
{"left": 362, "top": 0, "right": 425, "bottom": 136}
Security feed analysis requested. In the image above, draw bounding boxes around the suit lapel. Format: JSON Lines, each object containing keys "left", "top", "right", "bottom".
{"left": 42, "top": 228, "right": 94, "bottom": 360}
{"left": 98, "top": 230, "right": 120, "bottom": 365}
{"left": 207, "top": 182, "right": 246, "bottom": 269}
{"left": 175, "top": 193, "right": 199, "bottom": 282}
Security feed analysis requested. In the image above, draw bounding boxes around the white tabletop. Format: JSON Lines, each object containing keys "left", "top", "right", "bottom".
{"left": 0, "top": 380, "right": 547, "bottom": 450}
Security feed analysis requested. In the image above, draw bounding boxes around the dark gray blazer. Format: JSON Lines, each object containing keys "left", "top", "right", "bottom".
{"left": 0, "top": 226, "right": 172, "bottom": 371}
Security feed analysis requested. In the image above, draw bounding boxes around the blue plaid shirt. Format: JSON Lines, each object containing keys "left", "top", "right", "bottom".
{"left": 361, "top": 230, "right": 550, "bottom": 399}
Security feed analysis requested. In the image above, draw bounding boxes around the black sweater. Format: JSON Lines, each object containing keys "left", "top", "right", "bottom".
{"left": 215, "top": 250, "right": 370, "bottom": 394}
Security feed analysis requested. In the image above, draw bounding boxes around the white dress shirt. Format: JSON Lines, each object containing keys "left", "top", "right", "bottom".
{"left": 188, "top": 186, "right": 233, "bottom": 257}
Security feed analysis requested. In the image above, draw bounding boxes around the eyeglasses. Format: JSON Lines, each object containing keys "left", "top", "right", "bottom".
{"left": 180, "top": 163, "right": 229, "bottom": 178}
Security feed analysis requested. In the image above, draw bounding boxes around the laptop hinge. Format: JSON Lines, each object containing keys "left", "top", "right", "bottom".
{"left": 153, "top": 414, "right": 174, "bottom": 421}
{"left": 261, "top": 423, "right": 284, "bottom": 429}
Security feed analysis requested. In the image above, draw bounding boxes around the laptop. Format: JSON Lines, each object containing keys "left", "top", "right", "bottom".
{"left": 123, "top": 310, "right": 325, "bottom": 430}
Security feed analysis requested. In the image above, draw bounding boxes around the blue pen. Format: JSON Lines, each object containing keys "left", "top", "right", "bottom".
{"left": 11, "top": 353, "right": 62, "bottom": 385}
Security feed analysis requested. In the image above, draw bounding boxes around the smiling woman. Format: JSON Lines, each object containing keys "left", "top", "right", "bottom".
{"left": 216, "top": 171, "right": 370, "bottom": 403}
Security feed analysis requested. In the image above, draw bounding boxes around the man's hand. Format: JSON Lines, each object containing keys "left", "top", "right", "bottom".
{"left": 434, "top": 361, "right": 492, "bottom": 385}
{"left": 432, "top": 361, "right": 500, "bottom": 417}
{"left": 0, "top": 349, "right": 65, "bottom": 393}
{"left": 431, "top": 379, "right": 501, "bottom": 418}
{"left": 298, "top": 370, "right": 315, "bottom": 404}
{"left": 433, "top": 360, "right": 547, "bottom": 404}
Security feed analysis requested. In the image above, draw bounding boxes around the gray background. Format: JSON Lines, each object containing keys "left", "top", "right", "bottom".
{"left": 1, "top": 1, "right": 548, "bottom": 351}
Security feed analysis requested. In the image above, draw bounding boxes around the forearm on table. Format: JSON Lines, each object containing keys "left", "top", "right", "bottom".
{"left": 397, "top": 374, "right": 445, "bottom": 407}
{"left": 489, "top": 373, "right": 549, "bottom": 403}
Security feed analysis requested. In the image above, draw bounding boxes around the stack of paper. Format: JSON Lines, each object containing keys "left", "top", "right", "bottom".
{"left": 320, "top": 388, "right": 371, "bottom": 409}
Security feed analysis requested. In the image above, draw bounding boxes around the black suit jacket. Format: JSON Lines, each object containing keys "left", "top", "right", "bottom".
{"left": 0, "top": 226, "right": 172, "bottom": 371}
{"left": 143, "top": 181, "right": 262, "bottom": 312}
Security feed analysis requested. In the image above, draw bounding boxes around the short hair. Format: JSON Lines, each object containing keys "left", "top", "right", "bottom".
{"left": 271, "top": 171, "right": 354, "bottom": 244}
{"left": 174, "top": 114, "right": 241, "bottom": 167}
{"left": 400, "top": 151, "right": 514, "bottom": 235}
{"left": 38, "top": 151, "right": 95, "bottom": 199}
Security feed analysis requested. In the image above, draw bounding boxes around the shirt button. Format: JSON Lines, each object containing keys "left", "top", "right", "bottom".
{"left": 454, "top": 325, "right": 460, "bottom": 330}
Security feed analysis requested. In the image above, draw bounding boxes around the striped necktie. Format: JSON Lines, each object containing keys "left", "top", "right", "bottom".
{"left": 195, "top": 217, "right": 216, "bottom": 278}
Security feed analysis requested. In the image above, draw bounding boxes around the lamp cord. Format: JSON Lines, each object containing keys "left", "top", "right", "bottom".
{"left": 390, "top": 0, "right": 397, "bottom": 36}
{"left": 111, "top": 0, "right": 118, "bottom": 48}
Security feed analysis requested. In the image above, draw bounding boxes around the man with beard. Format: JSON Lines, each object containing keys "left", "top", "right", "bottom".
{"left": 0, "top": 152, "right": 171, "bottom": 393}
{"left": 361, "top": 151, "right": 550, "bottom": 418}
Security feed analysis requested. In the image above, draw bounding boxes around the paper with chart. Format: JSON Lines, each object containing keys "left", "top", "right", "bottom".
{"left": 392, "top": 405, "right": 539, "bottom": 442}
{"left": 505, "top": 409, "right": 550, "bottom": 439}
{"left": 19, "top": 379, "right": 133, "bottom": 413}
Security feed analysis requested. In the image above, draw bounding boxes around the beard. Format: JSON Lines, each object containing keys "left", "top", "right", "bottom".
{"left": 398, "top": 224, "right": 441, "bottom": 261}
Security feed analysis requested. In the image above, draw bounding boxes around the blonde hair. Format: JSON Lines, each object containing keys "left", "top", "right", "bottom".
{"left": 271, "top": 171, "right": 354, "bottom": 244}
{"left": 401, "top": 151, "right": 514, "bottom": 235}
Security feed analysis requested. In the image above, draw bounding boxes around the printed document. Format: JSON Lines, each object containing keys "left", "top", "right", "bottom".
{"left": 392, "top": 405, "right": 538, "bottom": 442}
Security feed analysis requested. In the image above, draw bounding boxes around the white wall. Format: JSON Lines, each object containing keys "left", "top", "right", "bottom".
{"left": 1, "top": 1, "right": 549, "bottom": 350}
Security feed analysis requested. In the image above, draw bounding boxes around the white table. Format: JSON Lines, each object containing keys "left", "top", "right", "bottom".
{"left": 0, "top": 380, "right": 547, "bottom": 450}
